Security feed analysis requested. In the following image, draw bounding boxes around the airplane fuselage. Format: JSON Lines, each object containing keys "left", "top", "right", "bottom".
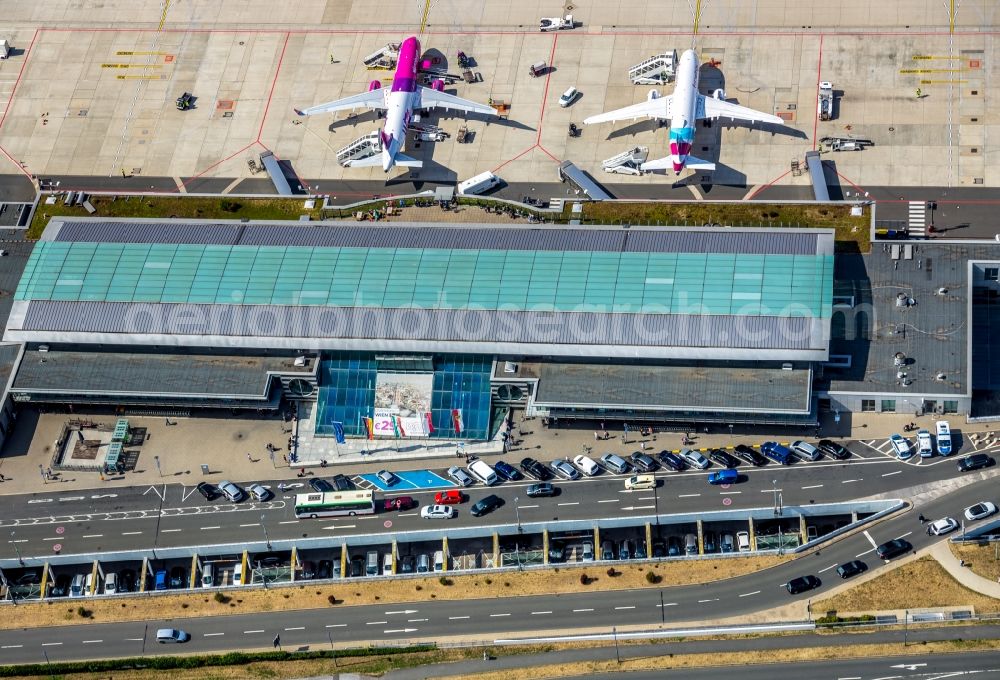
{"left": 668, "top": 49, "right": 700, "bottom": 175}
{"left": 381, "top": 36, "right": 421, "bottom": 172}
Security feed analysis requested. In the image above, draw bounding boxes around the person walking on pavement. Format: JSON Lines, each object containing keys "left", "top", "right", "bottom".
{"left": 247, "top": 452, "right": 253, "bottom": 463}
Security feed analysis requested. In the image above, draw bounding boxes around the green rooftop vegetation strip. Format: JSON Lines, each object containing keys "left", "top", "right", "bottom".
{"left": 0, "top": 644, "right": 436, "bottom": 678}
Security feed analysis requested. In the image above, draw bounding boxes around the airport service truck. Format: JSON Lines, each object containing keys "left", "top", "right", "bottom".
{"left": 818, "top": 81, "right": 834, "bottom": 121}
{"left": 540, "top": 15, "right": 575, "bottom": 31}
{"left": 0, "top": 40, "right": 10, "bottom": 59}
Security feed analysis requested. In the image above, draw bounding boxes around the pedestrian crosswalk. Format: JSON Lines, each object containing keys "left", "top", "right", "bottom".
{"left": 908, "top": 201, "right": 926, "bottom": 237}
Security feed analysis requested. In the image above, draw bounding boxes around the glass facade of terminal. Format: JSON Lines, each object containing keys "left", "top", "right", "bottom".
{"left": 315, "top": 353, "right": 493, "bottom": 440}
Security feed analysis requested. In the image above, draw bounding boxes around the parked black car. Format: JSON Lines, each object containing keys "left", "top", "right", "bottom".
{"left": 818, "top": 439, "right": 852, "bottom": 460}
{"left": 786, "top": 575, "right": 821, "bottom": 594}
{"left": 733, "top": 444, "right": 767, "bottom": 466}
{"left": 309, "top": 478, "right": 335, "bottom": 493}
{"left": 708, "top": 449, "right": 739, "bottom": 468}
{"left": 629, "top": 451, "right": 659, "bottom": 473}
{"left": 470, "top": 494, "right": 504, "bottom": 517}
{"left": 196, "top": 482, "right": 218, "bottom": 501}
{"left": 494, "top": 460, "right": 523, "bottom": 481}
{"left": 876, "top": 538, "right": 912, "bottom": 561}
{"left": 331, "top": 474, "right": 354, "bottom": 491}
{"left": 519, "top": 457, "right": 552, "bottom": 481}
{"left": 657, "top": 450, "right": 687, "bottom": 471}
{"left": 958, "top": 453, "right": 994, "bottom": 472}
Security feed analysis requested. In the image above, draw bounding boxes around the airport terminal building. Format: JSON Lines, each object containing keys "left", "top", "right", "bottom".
{"left": 1, "top": 219, "right": 837, "bottom": 440}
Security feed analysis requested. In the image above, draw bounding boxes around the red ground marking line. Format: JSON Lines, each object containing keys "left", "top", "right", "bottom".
{"left": 812, "top": 34, "right": 824, "bottom": 152}
{"left": 0, "top": 28, "right": 39, "bottom": 132}
{"left": 258, "top": 33, "right": 291, "bottom": 143}
{"left": 0, "top": 145, "right": 34, "bottom": 180}
{"left": 491, "top": 145, "right": 536, "bottom": 173}
{"left": 177, "top": 141, "right": 259, "bottom": 191}
{"left": 536, "top": 33, "right": 560, "bottom": 145}
{"left": 536, "top": 145, "right": 561, "bottom": 164}
{"left": 744, "top": 168, "right": 793, "bottom": 200}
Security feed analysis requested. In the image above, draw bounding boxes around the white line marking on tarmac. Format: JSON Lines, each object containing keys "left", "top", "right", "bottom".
{"left": 518, "top": 505, "right": 538, "bottom": 509}
{"left": 41, "top": 642, "right": 62, "bottom": 646}
{"left": 614, "top": 606, "right": 636, "bottom": 610}
{"left": 1, "top": 644, "right": 23, "bottom": 648}
{"left": 818, "top": 564, "right": 838, "bottom": 574}
{"left": 124, "top": 638, "right": 144, "bottom": 641}
{"left": 159, "top": 529, "right": 180, "bottom": 533}
{"left": 895, "top": 531, "right": 912, "bottom": 539}
{"left": 657, "top": 603, "right": 678, "bottom": 607}
{"left": 719, "top": 491, "right": 741, "bottom": 495}
{"left": 408, "top": 618, "right": 427, "bottom": 622}
{"left": 366, "top": 621, "right": 388, "bottom": 625}
{"left": 557, "top": 502, "right": 579, "bottom": 506}
{"left": 837, "top": 677, "right": 861, "bottom": 680}
{"left": 399, "top": 513, "right": 418, "bottom": 517}
{"left": 739, "top": 591, "right": 761, "bottom": 597}
{"left": 882, "top": 470, "right": 902, "bottom": 477}
{"left": 801, "top": 484, "right": 823, "bottom": 490}
{"left": 325, "top": 624, "right": 347, "bottom": 628}
{"left": 204, "top": 632, "right": 224, "bottom": 637}
{"left": 82, "top": 534, "right": 103, "bottom": 538}
{"left": 278, "top": 520, "right": 298, "bottom": 525}
{"left": 43, "top": 537, "right": 59, "bottom": 541}
{"left": 863, "top": 530, "right": 878, "bottom": 549}
{"left": 449, "top": 616, "right": 470, "bottom": 620}
{"left": 573, "top": 608, "right": 594, "bottom": 612}
{"left": 285, "top": 627, "right": 304, "bottom": 631}
{"left": 842, "top": 479, "right": 861, "bottom": 484}
{"left": 531, "top": 611, "right": 552, "bottom": 615}
{"left": 598, "top": 499, "right": 619, "bottom": 503}
{"left": 200, "top": 526, "right": 220, "bottom": 530}
{"left": 490, "top": 613, "right": 511, "bottom": 617}
{"left": 240, "top": 523, "right": 259, "bottom": 528}
{"left": 698, "top": 598, "right": 719, "bottom": 603}
{"left": 760, "top": 489, "right": 782, "bottom": 493}
{"left": 856, "top": 548, "right": 876, "bottom": 558}
{"left": 678, "top": 494, "right": 701, "bottom": 498}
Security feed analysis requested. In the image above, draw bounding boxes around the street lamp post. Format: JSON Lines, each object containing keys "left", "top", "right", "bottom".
{"left": 612, "top": 625, "right": 621, "bottom": 663}
{"left": 11, "top": 530, "right": 23, "bottom": 565}
{"left": 261, "top": 513, "right": 272, "bottom": 550}
{"left": 153, "top": 455, "right": 162, "bottom": 478}
{"left": 514, "top": 496, "right": 522, "bottom": 533}
{"left": 772, "top": 480, "right": 780, "bottom": 516}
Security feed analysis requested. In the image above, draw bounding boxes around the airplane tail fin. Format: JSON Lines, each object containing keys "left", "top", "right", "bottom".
{"left": 394, "top": 152, "right": 423, "bottom": 168}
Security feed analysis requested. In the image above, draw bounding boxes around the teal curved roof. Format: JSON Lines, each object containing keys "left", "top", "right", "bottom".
{"left": 16, "top": 241, "right": 833, "bottom": 317}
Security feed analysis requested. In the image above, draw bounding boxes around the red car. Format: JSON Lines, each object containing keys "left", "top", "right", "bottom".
{"left": 434, "top": 489, "right": 465, "bottom": 505}
{"left": 383, "top": 496, "right": 416, "bottom": 511}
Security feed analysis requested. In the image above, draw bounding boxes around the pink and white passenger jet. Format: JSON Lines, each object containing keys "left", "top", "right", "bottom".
{"left": 295, "top": 37, "right": 496, "bottom": 172}
{"left": 584, "top": 49, "right": 784, "bottom": 175}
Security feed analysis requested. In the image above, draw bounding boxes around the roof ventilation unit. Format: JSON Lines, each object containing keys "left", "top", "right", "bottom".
{"left": 893, "top": 352, "right": 907, "bottom": 367}
{"left": 503, "top": 361, "right": 518, "bottom": 374}
{"left": 936, "top": 372, "right": 947, "bottom": 381}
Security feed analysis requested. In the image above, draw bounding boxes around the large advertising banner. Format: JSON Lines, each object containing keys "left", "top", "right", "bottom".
{"left": 373, "top": 373, "right": 433, "bottom": 437}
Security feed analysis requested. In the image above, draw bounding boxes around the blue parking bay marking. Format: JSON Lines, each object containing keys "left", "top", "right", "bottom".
{"left": 358, "top": 470, "right": 455, "bottom": 491}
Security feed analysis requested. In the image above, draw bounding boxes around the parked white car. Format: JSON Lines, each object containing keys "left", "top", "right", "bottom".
{"left": 916, "top": 430, "right": 934, "bottom": 458}
{"left": 573, "top": 454, "right": 601, "bottom": 476}
{"left": 928, "top": 517, "right": 958, "bottom": 536}
{"left": 964, "top": 501, "right": 997, "bottom": 521}
{"left": 889, "top": 434, "right": 913, "bottom": 460}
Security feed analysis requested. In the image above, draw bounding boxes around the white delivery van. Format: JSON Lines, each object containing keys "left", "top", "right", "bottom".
{"left": 456, "top": 171, "right": 501, "bottom": 196}
{"left": 433, "top": 550, "right": 445, "bottom": 572}
{"left": 467, "top": 458, "right": 498, "bottom": 486}
{"left": 936, "top": 420, "right": 953, "bottom": 455}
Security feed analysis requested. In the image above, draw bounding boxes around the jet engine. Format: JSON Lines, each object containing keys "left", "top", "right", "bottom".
{"left": 431, "top": 79, "right": 445, "bottom": 91}
{"left": 647, "top": 89, "right": 660, "bottom": 101}
{"left": 368, "top": 80, "right": 382, "bottom": 91}
{"left": 713, "top": 88, "right": 726, "bottom": 100}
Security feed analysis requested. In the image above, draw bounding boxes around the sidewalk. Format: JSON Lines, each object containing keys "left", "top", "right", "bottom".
{"left": 930, "top": 541, "right": 1000, "bottom": 598}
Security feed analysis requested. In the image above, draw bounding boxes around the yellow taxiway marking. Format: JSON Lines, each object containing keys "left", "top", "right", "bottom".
{"left": 158, "top": 0, "right": 171, "bottom": 32}
{"left": 419, "top": 0, "right": 431, "bottom": 34}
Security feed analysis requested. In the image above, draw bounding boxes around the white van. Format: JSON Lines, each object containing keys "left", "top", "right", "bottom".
{"left": 736, "top": 531, "right": 751, "bottom": 552}
{"left": 70, "top": 573, "right": 86, "bottom": 597}
{"left": 232, "top": 562, "right": 245, "bottom": 586}
{"left": 936, "top": 420, "right": 953, "bottom": 455}
{"left": 467, "top": 459, "right": 498, "bottom": 486}
{"left": 103, "top": 572, "right": 118, "bottom": 595}
{"left": 85, "top": 572, "right": 96, "bottom": 597}
{"left": 433, "top": 550, "right": 445, "bottom": 572}
{"left": 573, "top": 454, "right": 600, "bottom": 476}
{"left": 456, "top": 171, "right": 501, "bottom": 196}
{"left": 382, "top": 552, "right": 394, "bottom": 576}
{"left": 201, "top": 564, "right": 214, "bottom": 588}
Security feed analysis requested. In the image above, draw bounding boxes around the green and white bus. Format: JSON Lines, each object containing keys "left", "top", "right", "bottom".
{"left": 294, "top": 490, "right": 375, "bottom": 519}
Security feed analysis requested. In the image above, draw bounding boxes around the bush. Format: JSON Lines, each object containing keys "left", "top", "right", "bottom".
{"left": 220, "top": 200, "right": 242, "bottom": 213}
{"left": 644, "top": 571, "right": 661, "bottom": 584}
{"left": 214, "top": 592, "right": 230, "bottom": 604}
{"left": 76, "top": 607, "right": 92, "bottom": 618}
{"left": 439, "top": 576, "right": 453, "bottom": 586}
{"left": 606, "top": 567, "right": 620, "bottom": 577}
{"left": 484, "top": 578, "right": 492, "bottom": 585}
{"left": 579, "top": 573, "right": 591, "bottom": 585}
{"left": 327, "top": 594, "right": 338, "bottom": 605}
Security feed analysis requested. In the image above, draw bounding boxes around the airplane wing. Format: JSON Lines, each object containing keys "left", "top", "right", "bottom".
{"left": 583, "top": 96, "right": 673, "bottom": 125}
{"left": 295, "top": 89, "right": 387, "bottom": 116}
{"left": 417, "top": 87, "right": 496, "bottom": 115}
{"left": 698, "top": 95, "right": 784, "bottom": 125}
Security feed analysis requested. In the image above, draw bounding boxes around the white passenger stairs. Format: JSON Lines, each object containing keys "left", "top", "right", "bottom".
{"left": 337, "top": 132, "right": 380, "bottom": 166}
{"left": 364, "top": 42, "right": 401, "bottom": 70}
{"left": 629, "top": 51, "right": 677, "bottom": 85}
{"left": 603, "top": 146, "right": 649, "bottom": 175}
{"left": 907, "top": 201, "right": 926, "bottom": 237}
